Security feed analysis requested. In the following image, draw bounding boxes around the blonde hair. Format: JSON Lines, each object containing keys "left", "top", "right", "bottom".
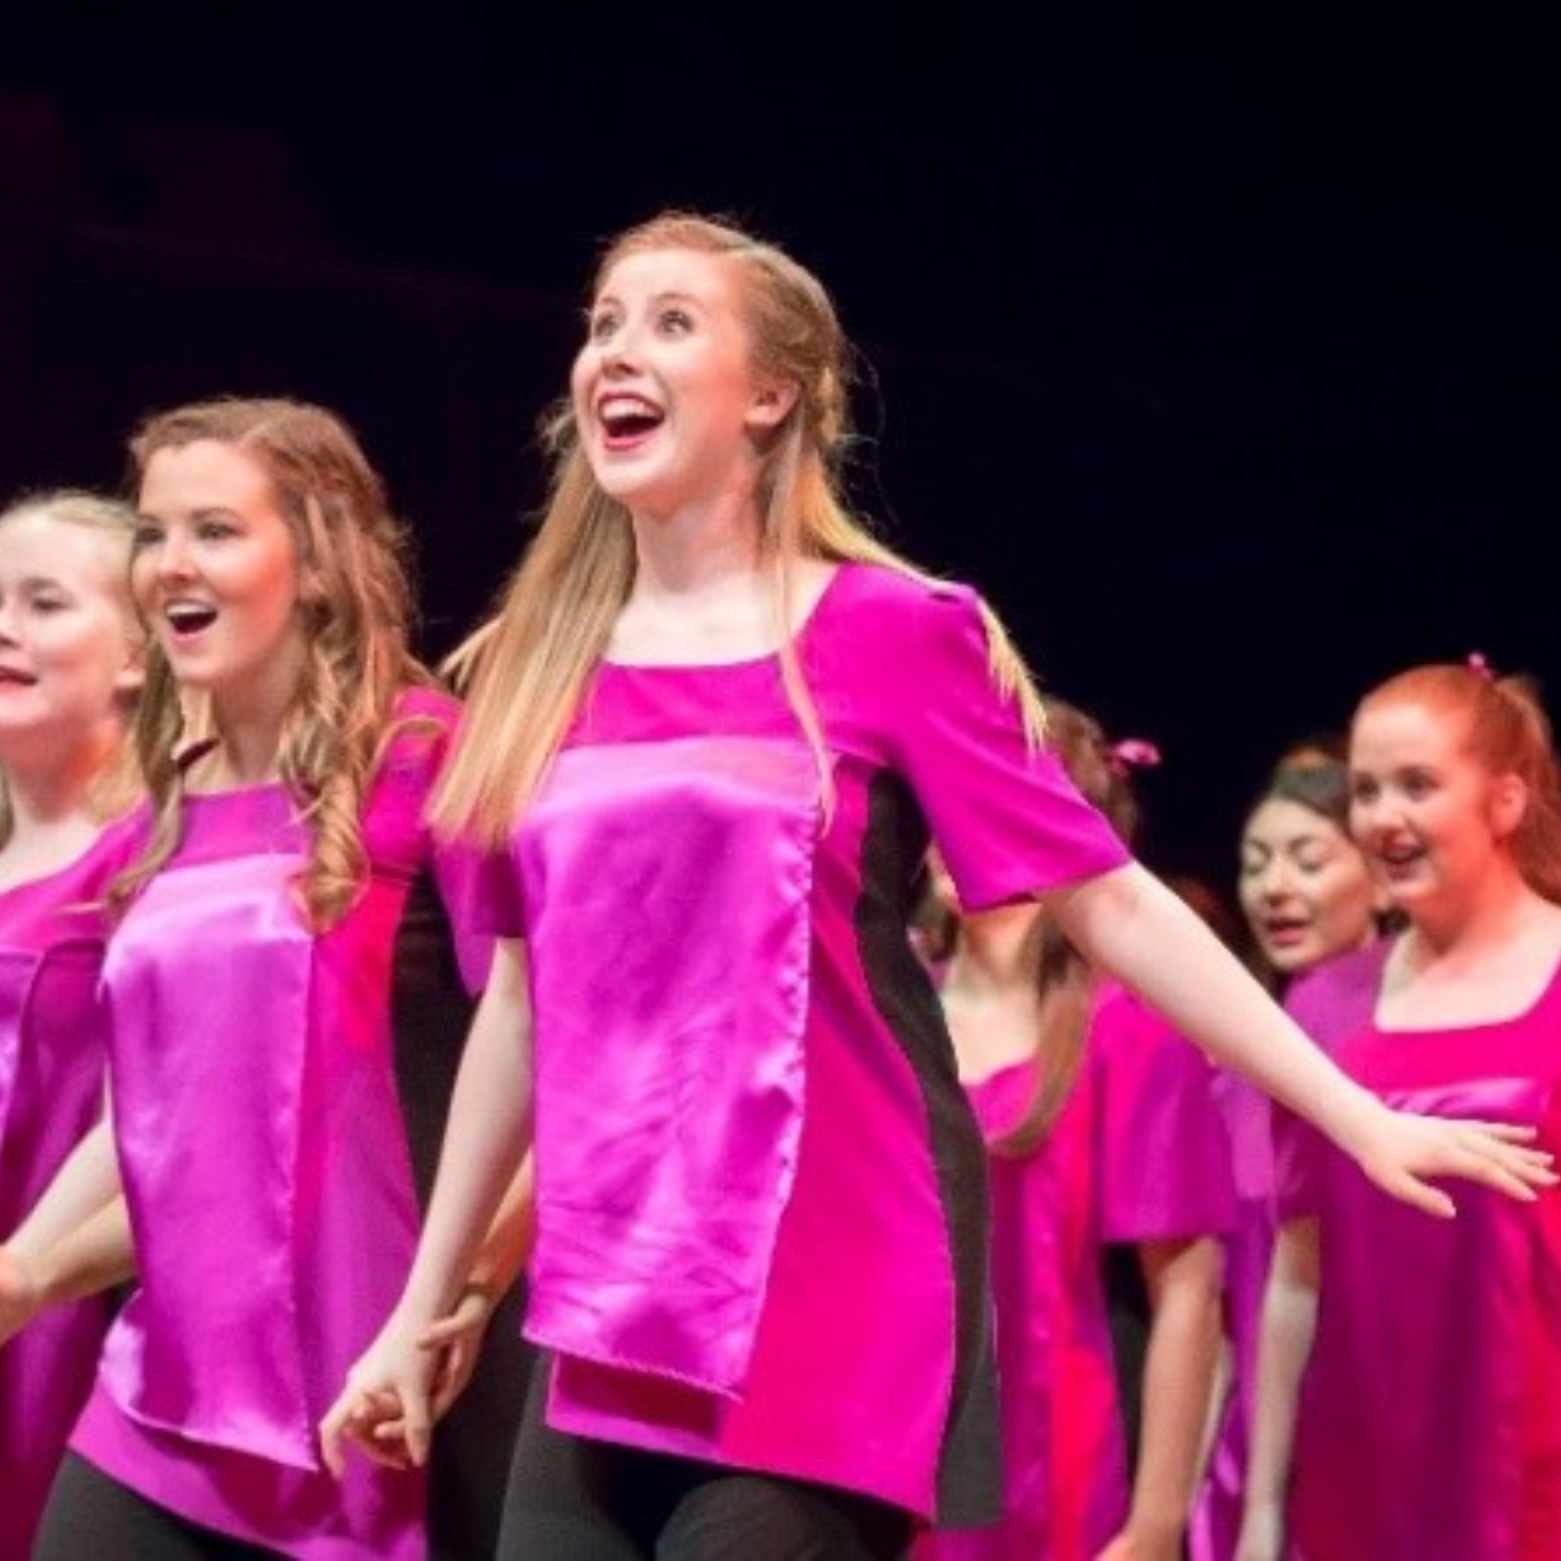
{"left": 110, "top": 396, "right": 434, "bottom": 928}
{"left": 435, "top": 209, "right": 1045, "bottom": 847}
{"left": 1354, "top": 661, "right": 1561, "bottom": 904}
{"left": 0, "top": 489, "right": 144, "bottom": 844}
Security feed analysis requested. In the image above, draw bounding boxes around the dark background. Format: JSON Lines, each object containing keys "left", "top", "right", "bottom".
{"left": 2, "top": 9, "right": 1555, "bottom": 891}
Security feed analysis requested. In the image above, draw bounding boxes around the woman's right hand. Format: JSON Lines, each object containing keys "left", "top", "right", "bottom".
{"left": 318, "top": 1306, "right": 442, "bottom": 1476}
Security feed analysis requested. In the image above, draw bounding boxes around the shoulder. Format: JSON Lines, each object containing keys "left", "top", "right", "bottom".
{"left": 817, "top": 562, "right": 987, "bottom": 662}
{"left": 377, "top": 683, "right": 465, "bottom": 783}
{"left": 828, "top": 560, "right": 980, "bottom": 621}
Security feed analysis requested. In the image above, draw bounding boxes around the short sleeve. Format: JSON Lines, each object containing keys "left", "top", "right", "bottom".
{"left": 1092, "top": 987, "right": 1239, "bottom": 1242}
{"left": 467, "top": 844, "right": 526, "bottom": 940}
{"left": 430, "top": 833, "right": 499, "bottom": 993}
{"left": 886, "top": 582, "right": 1130, "bottom": 910}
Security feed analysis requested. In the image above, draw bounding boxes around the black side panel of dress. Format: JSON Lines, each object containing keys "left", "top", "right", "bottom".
{"left": 392, "top": 867, "right": 536, "bottom": 1561}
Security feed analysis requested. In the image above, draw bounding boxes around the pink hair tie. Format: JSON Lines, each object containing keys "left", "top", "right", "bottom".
{"left": 1108, "top": 737, "right": 1162, "bottom": 776}
{"left": 1467, "top": 651, "right": 1495, "bottom": 681}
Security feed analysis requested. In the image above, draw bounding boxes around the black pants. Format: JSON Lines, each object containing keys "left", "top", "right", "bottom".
{"left": 35, "top": 1452, "right": 284, "bottom": 1559}
{"left": 498, "top": 1358, "right": 915, "bottom": 1559}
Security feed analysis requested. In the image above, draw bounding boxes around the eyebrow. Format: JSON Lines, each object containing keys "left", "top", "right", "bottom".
{"left": 594, "top": 288, "right": 704, "bottom": 311}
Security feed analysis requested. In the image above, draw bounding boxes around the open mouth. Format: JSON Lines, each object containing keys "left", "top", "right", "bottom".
{"left": 165, "top": 603, "right": 218, "bottom": 637}
{"left": 599, "top": 396, "right": 663, "bottom": 447}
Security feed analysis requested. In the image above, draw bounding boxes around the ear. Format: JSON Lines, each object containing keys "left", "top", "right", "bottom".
{"left": 115, "top": 634, "right": 148, "bottom": 699}
{"left": 1489, "top": 771, "right": 1529, "bottom": 840}
{"left": 746, "top": 378, "right": 801, "bottom": 432}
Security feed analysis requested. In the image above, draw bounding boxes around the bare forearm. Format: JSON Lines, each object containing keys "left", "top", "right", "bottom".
{"left": 33, "top": 1196, "right": 136, "bottom": 1305}
{"left": 1053, "top": 866, "right": 1381, "bottom": 1149}
{"left": 1243, "top": 1221, "right": 1319, "bottom": 1516}
{"left": 465, "top": 1151, "right": 535, "bottom": 1303}
{"left": 7, "top": 1117, "right": 122, "bottom": 1257}
{"left": 1130, "top": 1237, "right": 1225, "bottom": 1540}
{"left": 401, "top": 940, "right": 534, "bottom": 1320}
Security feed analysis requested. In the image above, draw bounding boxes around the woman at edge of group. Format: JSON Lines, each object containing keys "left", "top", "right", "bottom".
{"left": 1237, "top": 659, "right": 1561, "bottom": 1561}
{"left": 320, "top": 211, "right": 1553, "bottom": 1559}
{"left": 2, "top": 399, "right": 530, "bottom": 1559}
{"left": 0, "top": 489, "right": 145, "bottom": 1561}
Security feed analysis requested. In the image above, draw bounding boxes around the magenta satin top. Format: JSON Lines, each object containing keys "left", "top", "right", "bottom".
{"left": 0, "top": 820, "right": 137, "bottom": 1561}
{"left": 473, "top": 563, "right": 1132, "bottom": 1524}
{"left": 70, "top": 688, "right": 484, "bottom": 1560}
{"left": 1281, "top": 944, "right": 1561, "bottom": 1561}
{"left": 917, "top": 980, "right": 1237, "bottom": 1560}
{"left": 1190, "top": 938, "right": 1389, "bottom": 1561}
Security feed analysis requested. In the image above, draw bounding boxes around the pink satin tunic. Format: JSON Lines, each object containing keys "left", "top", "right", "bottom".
{"left": 1190, "top": 938, "right": 1389, "bottom": 1561}
{"left": 0, "top": 822, "right": 136, "bottom": 1561}
{"left": 918, "top": 982, "right": 1236, "bottom": 1560}
{"left": 70, "top": 689, "right": 482, "bottom": 1560}
{"left": 475, "top": 563, "right": 1133, "bottom": 1525}
{"left": 1282, "top": 946, "right": 1561, "bottom": 1560}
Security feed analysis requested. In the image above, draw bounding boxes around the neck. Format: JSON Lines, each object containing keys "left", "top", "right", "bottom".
{"left": 202, "top": 710, "right": 287, "bottom": 789}
{"left": 628, "top": 494, "right": 765, "bottom": 599}
{"left": 945, "top": 901, "right": 1044, "bottom": 996}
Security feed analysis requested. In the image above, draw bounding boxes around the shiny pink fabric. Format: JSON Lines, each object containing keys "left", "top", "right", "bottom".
{"left": 476, "top": 563, "right": 1133, "bottom": 1523}
{"left": 1191, "top": 939, "right": 1387, "bottom": 1561}
{"left": 917, "top": 982, "right": 1237, "bottom": 1560}
{"left": 914, "top": 1054, "right": 1118, "bottom": 1561}
{"left": 0, "top": 825, "right": 134, "bottom": 1561}
{"left": 1287, "top": 951, "right": 1561, "bottom": 1560}
{"left": 520, "top": 735, "right": 818, "bottom": 1394}
{"left": 73, "top": 688, "right": 469, "bottom": 1558}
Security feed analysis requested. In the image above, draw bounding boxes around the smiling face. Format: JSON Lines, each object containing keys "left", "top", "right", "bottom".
{"left": 0, "top": 508, "right": 142, "bottom": 770}
{"left": 1348, "top": 697, "right": 1519, "bottom": 923}
{"left": 1238, "top": 795, "right": 1382, "bottom": 974}
{"left": 570, "top": 246, "right": 796, "bottom": 519}
{"left": 132, "top": 438, "right": 309, "bottom": 724}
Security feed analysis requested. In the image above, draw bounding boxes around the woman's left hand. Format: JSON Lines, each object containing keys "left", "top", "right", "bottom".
{"left": 1355, "top": 1106, "right": 1556, "bottom": 1218}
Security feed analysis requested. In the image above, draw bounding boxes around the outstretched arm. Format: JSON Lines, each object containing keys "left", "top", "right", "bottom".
{"left": 1049, "top": 863, "right": 1555, "bottom": 1214}
{"left": 319, "top": 935, "right": 534, "bottom": 1474}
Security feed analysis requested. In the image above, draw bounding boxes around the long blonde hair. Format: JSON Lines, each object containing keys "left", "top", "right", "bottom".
{"left": 0, "top": 489, "right": 144, "bottom": 845}
{"left": 109, "top": 397, "right": 434, "bottom": 928}
{"left": 434, "top": 210, "right": 1045, "bottom": 847}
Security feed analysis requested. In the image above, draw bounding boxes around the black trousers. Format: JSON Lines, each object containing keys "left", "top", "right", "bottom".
{"left": 35, "top": 1453, "right": 284, "bottom": 1559}
{"left": 498, "top": 1357, "right": 915, "bottom": 1559}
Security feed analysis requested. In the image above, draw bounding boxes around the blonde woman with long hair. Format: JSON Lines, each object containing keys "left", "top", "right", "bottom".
{"left": 323, "top": 212, "right": 1553, "bottom": 1559}
{"left": 9, "top": 401, "right": 528, "bottom": 1559}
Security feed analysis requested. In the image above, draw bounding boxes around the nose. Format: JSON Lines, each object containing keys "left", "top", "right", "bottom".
{"left": 150, "top": 527, "right": 194, "bottom": 579}
{"left": 1255, "top": 855, "right": 1292, "bottom": 895}
{"left": 599, "top": 318, "right": 644, "bottom": 375}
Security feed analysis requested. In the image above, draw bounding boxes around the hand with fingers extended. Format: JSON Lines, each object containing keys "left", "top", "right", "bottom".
{"left": 1353, "top": 1106, "right": 1556, "bottom": 1219}
{"left": 318, "top": 1307, "right": 442, "bottom": 1477}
